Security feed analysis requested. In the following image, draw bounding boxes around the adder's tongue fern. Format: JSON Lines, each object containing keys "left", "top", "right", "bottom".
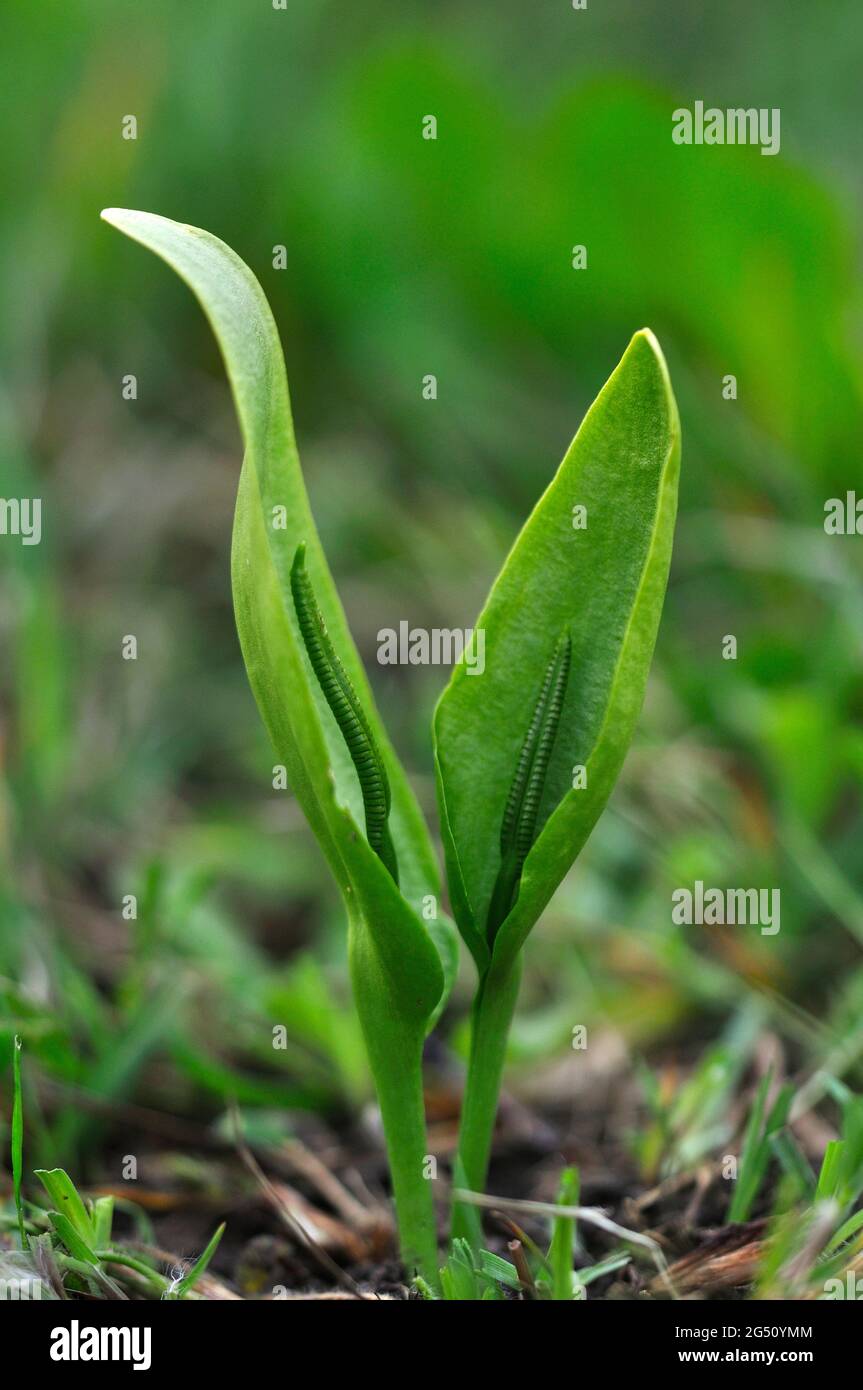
{"left": 290, "top": 543, "right": 399, "bottom": 884}
{"left": 96, "top": 213, "right": 679, "bottom": 1283}
{"left": 486, "top": 633, "right": 571, "bottom": 942}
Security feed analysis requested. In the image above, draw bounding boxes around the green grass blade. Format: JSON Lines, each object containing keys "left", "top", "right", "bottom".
{"left": 729, "top": 1072, "right": 769, "bottom": 1223}
{"left": 549, "top": 1166, "right": 580, "bottom": 1300}
{"left": 91, "top": 1196, "right": 115, "bottom": 1250}
{"left": 728, "top": 1074, "right": 793, "bottom": 1223}
{"left": 49, "top": 1212, "right": 99, "bottom": 1265}
{"left": 579, "top": 1251, "right": 631, "bottom": 1286}
{"left": 439, "top": 1239, "right": 480, "bottom": 1300}
{"left": 824, "top": 1206, "right": 863, "bottom": 1257}
{"left": 477, "top": 1248, "right": 521, "bottom": 1291}
{"left": 173, "top": 1222, "right": 225, "bottom": 1298}
{"left": 11, "top": 1035, "right": 25, "bottom": 1248}
{"left": 770, "top": 1130, "right": 816, "bottom": 1199}
{"left": 816, "top": 1141, "right": 844, "bottom": 1202}
{"left": 34, "top": 1168, "right": 95, "bottom": 1244}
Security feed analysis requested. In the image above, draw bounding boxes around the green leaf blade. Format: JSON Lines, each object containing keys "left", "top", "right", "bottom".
{"left": 434, "top": 329, "right": 680, "bottom": 971}
{"left": 48, "top": 1211, "right": 99, "bottom": 1266}
{"left": 34, "top": 1169, "right": 95, "bottom": 1245}
{"left": 101, "top": 209, "right": 453, "bottom": 1024}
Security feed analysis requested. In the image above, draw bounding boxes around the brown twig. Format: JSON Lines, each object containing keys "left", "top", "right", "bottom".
{"left": 229, "top": 1102, "right": 368, "bottom": 1298}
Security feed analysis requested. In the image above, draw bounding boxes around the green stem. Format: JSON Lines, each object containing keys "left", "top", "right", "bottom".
{"left": 96, "top": 1250, "right": 172, "bottom": 1296}
{"left": 452, "top": 953, "right": 523, "bottom": 1242}
{"left": 348, "top": 923, "right": 440, "bottom": 1291}
{"left": 370, "top": 1035, "right": 439, "bottom": 1288}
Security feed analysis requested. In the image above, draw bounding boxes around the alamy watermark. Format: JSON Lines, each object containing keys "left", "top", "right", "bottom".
{"left": 824, "top": 492, "right": 863, "bottom": 535}
{"left": 672, "top": 101, "right": 780, "bottom": 157}
{"left": 823, "top": 1272, "right": 863, "bottom": 1300}
{"left": 0, "top": 1277, "right": 43, "bottom": 1300}
{"left": 672, "top": 881, "right": 780, "bottom": 936}
{"left": 50, "top": 1320, "right": 151, "bottom": 1370}
{"left": 377, "top": 623, "right": 485, "bottom": 675}
{"left": 0, "top": 497, "right": 41, "bottom": 545}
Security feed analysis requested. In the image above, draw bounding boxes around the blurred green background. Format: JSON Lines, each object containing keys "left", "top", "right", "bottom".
{"left": 1, "top": 0, "right": 861, "bottom": 1173}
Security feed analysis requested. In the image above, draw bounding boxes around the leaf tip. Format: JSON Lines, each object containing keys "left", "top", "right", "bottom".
{"left": 630, "top": 326, "right": 668, "bottom": 371}
{"left": 100, "top": 207, "right": 167, "bottom": 241}
{"left": 627, "top": 328, "right": 679, "bottom": 439}
{"left": 100, "top": 207, "right": 147, "bottom": 240}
